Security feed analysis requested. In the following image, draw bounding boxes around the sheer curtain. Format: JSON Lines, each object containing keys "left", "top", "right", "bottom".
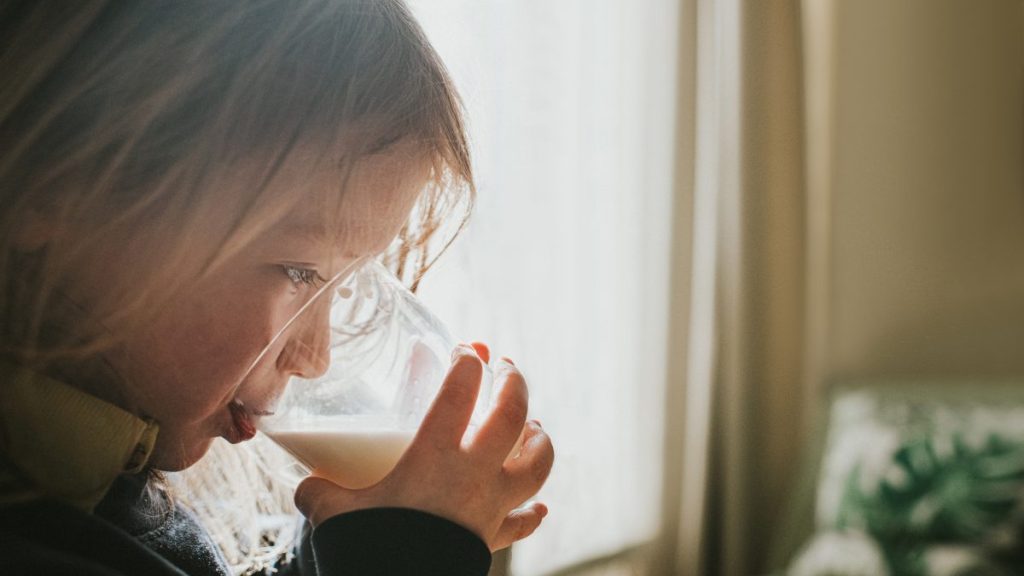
{"left": 406, "top": 1, "right": 680, "bottom": 574}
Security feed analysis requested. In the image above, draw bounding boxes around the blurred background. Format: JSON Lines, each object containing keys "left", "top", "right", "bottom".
{"left": 407, "top": 1, "right": 1024, "bottom": 575}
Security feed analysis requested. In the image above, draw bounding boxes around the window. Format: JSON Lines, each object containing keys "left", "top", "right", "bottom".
{"left": 409, "top": 2, "right": 681, "bottom": 573}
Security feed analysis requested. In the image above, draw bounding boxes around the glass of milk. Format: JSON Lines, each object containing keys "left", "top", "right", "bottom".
{"left": 257, "top": 259, "right": 493, "bottom": 489}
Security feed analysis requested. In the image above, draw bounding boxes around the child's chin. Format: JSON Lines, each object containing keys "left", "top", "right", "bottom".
{"left": 148, "top": 437, "right": 215, "bottom": 472}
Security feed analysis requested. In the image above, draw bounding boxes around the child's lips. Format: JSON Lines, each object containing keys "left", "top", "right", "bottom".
{"left": 227, "top": 401, "right": 257, "bottom": 443}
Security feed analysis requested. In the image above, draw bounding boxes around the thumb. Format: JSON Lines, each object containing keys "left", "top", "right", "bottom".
{"left": 294, "top": 475, "right": 362, "bottom": 527}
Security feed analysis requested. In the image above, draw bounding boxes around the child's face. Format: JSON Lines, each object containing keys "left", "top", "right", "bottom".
{"left": 104, "top": 144, "right": 428, "bottom": 471}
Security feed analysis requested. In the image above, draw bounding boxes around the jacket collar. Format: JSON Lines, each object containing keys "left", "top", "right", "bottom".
{"left": 0, "top": 359, "right": 158, "bottom": 511}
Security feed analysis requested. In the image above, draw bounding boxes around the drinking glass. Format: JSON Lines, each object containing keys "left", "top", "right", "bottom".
{"left": 257, "top": 259, "right": 493, "bottom": 489}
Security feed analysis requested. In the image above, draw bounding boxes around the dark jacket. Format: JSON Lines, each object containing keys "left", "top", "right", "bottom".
{"left": 0, "top": 475, "right": 491, "bottom": 575}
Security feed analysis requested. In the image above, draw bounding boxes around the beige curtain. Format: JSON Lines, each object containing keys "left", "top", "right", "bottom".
{"left": 657, "top": 1, "right": 808, "bottom": 575}
{"left": 723, "top": 1, "right": 807, "bottom": 573}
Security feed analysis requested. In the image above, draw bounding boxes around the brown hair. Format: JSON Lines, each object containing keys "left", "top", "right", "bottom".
{"left": 0, "top": 0, "right": 473, "bottom": 362}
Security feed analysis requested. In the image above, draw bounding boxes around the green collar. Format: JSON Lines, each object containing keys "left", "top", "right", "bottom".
{"left": 0, "top": 360, "right": 158, "bottom": 511}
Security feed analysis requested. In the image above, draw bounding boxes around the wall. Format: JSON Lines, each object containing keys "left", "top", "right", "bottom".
{"left": 812, "top": 0, "right": 1024, "bottom": 382}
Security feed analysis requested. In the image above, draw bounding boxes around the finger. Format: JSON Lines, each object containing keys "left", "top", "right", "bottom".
{"left": 294, "top": 475, "right": 359, "bottom": 527}
{"left": 503, "top": 421, "right": 554, "bottom": 502}
{"left": 413, "top": 344, "right": 483, "bottom": 450}
{"left": 469, "top": 360, "right": 528, "bottom": 466}
{"left": 468, "top": 341, "right": 490, "bottom": 364}
{"left": 489, "top": 502, "right": 549, "bottom": 552}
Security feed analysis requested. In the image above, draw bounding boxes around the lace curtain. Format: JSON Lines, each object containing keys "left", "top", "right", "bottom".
{"left": 407, "top": 1, "right": 681, "bottom": 573}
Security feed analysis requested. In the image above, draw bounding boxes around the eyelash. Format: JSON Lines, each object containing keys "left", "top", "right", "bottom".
{"left": 282, "top": 265, "right": 326, "bottom": 288}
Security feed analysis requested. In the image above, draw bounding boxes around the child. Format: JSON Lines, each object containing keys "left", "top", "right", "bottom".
{"left": 0, "top": 1, "right": 554, "bottom": 574}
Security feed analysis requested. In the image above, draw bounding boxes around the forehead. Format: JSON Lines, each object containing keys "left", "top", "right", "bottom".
{"left": 272, "top": 140, "right": 432, "bottom": 256}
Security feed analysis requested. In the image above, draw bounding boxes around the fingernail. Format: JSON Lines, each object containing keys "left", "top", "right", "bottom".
{"left": 452, "top": 343, "right": 478, "bottom": 362}
{"left": 496, "top": 358, "right": 516, "bottom": 377}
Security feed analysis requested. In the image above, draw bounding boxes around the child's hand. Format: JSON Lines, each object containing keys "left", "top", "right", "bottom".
{"left": 293, "top": 343, "right": 555, "bottom": 552}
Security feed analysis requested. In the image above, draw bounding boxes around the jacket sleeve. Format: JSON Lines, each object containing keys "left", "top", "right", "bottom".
{"left": 310, "top": 507, "right": 491, "bottom": 576}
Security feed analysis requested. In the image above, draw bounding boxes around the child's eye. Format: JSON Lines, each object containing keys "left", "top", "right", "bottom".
{"left": 282, "top": 265, "right": 325, "bottom": 288}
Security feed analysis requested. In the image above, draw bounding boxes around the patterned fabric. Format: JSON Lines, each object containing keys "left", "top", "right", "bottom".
{"left": 95, "top": 473, "right": 232, "bottom": 576}
{"left": 789, "top": 384, "right": 1024, "bottom": 576}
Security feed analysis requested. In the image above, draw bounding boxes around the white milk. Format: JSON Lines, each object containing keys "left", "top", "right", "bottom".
{"left": 264, "top": 419, "right": 416, "bottom": 490}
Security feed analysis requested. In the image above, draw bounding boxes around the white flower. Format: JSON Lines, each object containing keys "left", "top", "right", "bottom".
{"left": 788, "top": 530, "right": 889, "bottom": 576}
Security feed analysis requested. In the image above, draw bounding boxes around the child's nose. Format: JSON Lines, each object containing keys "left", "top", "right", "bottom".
{"left": 279, "top": 298, "right": 331, "bottom": 379}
